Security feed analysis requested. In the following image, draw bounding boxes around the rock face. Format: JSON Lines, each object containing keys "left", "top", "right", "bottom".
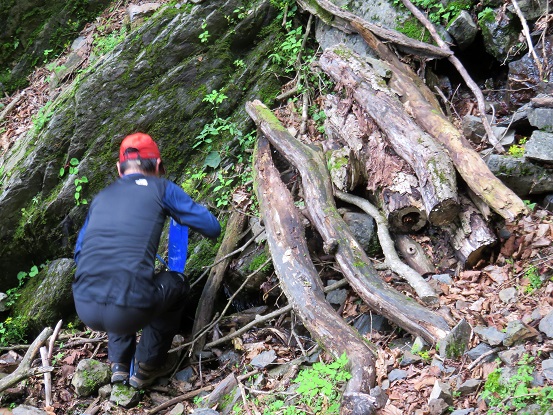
{"left": 0, "top": 0, "right": 281, "bottom": 289}
{"left": 0, "top": 0, "right": 112, "bottom": 93}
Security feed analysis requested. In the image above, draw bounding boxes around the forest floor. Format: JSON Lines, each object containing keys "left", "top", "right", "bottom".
{"left": 1, "top": 1, "right": 552, "bottom": 415}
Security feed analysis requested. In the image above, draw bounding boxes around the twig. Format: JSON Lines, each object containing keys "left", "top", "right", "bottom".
{"left": 511, "top": 0, "right": 543, "bottom": 79}
{"left": 82, "top": 396, "right": 101, "bottom": 415}
{"left": 0, "top": 92, "right": 23, "bottom": 124}
{"left": 0, "top": 327, "right": 53, "bottom": 392}
{"left": 48, "top": 319, "right": 63, "bottom": 360}
{"left": 239, "top": 381, "right": 254, "bottom": 415}
{"left": 467, "top": 346, "right": 504, "bottom": 370}
{"left": 40, "top": 347, "right": 52, "bottom": 408}
{"left": 146, "top": 385, "right": 215, "bottom": 415}
{"left": 300, "top": 90, "right": 309, "bottom": 135}
{"left": 400, "top": 0, "right": 504, "bottom": 153}
{"left": 335, "top": 189, "right": 439, "bottom": 304}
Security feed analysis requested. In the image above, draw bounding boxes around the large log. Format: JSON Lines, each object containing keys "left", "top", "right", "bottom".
{"left": 246, "top": 99, "right": 451, "bottom": 344}
{"left": 319, "top": 47, "right": 460, "bottom": 226}
{"left": 325, "top": 95, "right": 427, "bottom": 232}
{"left": 254, "top": 134, "right": 378, "bottom": 415}
{"left": 298, "top": 0, "right": 528, "bottom": 221}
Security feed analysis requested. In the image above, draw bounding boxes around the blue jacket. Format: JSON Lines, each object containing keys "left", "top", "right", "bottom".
{"left": 73, "top": 173, "right": 221, "bottom": 307}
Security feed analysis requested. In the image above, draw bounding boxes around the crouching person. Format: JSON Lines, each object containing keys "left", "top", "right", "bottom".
{"left": 73, "top": 133, "right": 221, "bottom": 388}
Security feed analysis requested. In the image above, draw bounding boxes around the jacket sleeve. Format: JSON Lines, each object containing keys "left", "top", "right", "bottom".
{"left": 74, "top": 214, "right": 90, "bottom": 264}
{"left": 163, "top": 180, "right": 221, "bottom": 239}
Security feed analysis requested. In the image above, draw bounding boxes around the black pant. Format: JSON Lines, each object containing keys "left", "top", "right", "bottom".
{"left": 75, "top": 271, "right": 189, "bottom": 366}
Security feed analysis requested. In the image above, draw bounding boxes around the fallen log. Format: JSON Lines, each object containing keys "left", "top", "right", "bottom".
{"left": 192, "top": 211, "right": 247, "bottom": 356}
{"left": 442, "top": 195, "right": 498, "bottom": 268}
{"left": 325, "top": 95, "right": 427, "bottom": 232}
{"left": 394, "top": 234, "right": 436, "bottom": 276}
{"left": 254, "top": 133, "right": 378, "bottom": 415}
{"left": 298, "top": 0, "right": 528, "bottom": 221}
{"left": 246, "top": 99, "right": 450, "bottom": 344}
{"left": 319, "top": 47, "right": 460, "bottom": 226}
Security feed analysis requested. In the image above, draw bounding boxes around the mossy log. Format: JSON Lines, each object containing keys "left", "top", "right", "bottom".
{"left": 246, "top": 99, "right": 451, "bottom": 344}
{"left": 254, "top": 133, "right": 377, "bottom": 415}
{"left": 319, "top": 47, "right": 460, "bottom": 226}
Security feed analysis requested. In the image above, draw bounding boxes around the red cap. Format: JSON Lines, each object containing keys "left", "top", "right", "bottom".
{"left": 119, "top": 133, "right": 161, "bottom": 162}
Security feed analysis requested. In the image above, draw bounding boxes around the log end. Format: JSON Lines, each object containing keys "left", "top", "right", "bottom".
{"left": 389, "top": 206, "right": 427, "bottom": 233}
{"left": 341, "top": 392, "right": 378, "bottom": 415}
{"left": 428, "top": 198, "right": 461, "bottom": 227}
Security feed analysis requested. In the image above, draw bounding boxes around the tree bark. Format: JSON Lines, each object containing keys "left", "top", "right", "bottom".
{"left": 247, "top": 99, "right": 451, "bottom": 344}
{"left": 192, "top": 211, "right": 247, "bottom": 356}
{"left": 254, "top": 133, "right": 378, "bottom": 415}
{"left": 319, "top": 47, "right": 460, "bottom": 226}
{"left": 443, "top": 195, "right": 498, "bottom": 268}
{"left": 394, "top": 234, "right": 436, "bottom": 276}
{"left": 325, "top": 95, "right": 427, "bottom": 232}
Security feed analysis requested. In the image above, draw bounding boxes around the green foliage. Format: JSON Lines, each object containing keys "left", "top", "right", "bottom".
{"left": 248, "top": 252, "right": 273, "bottom": 273}
{"left": 393, "top": 0, "right": 471, "bottom": 24}
{"left": 523, "top": 265, "right": 543, "bottom": 293}
{"left": 478, "top": 7, "right": 495, "bottom": 23}
{"left": 60, "top": 158, "right": 88, "bottom": 205}
{"left": 199, "top": 20, "right": 210, "bottom": 43}
{"left": 92, "top": 26, "right": 127, "bottom": 56}
{"left": 480, "top": 355, "right": 553, "bottom": 414}
{"left": 523, "top": 199, "right": 537, "bottom": 211}
{"left": 309, "top": 106, "right": 326, "bottom": 133}
{"left": 31, "top": 101, "right": 54, "bottom": 134}
{"left": 0, "top": 316, "right": 28, "bottom": 347}
{"left": 231, "top": 354, "right": 351, "bottom": 415}
{"left": 5, "top": 265, "right": 42, "bottom": 308}
{"left": 268, "top": 26, "right": 303, "bottom": 72}
{"left": 508, "top": 138, "right": 526, "bottom": 157}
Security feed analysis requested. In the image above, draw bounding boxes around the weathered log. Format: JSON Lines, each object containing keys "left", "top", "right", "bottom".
{"left": 192, "top": 211, "right": 247, "bottom": 356}
{"left": 246, "top": 99, "right": 451, "bottom": 344}
{"left": 325, "top": 95, "right": 427, "bottom": 232}
{"left": 394, "top": 234, "right": 436, "bottom": 276}
{"left": 299, "top": 0, "right": 527, "bottom": 221}
{"left": 347, "top": 18, "right": 528, "bottom": 221}
{"left": 319, "top": 47, "right": 460, "bottom": 226}
{"left": 296, "top": 0, "right": 452, "bottom": 59}
{"left": 254, "top": 134, "right": 378, "bottom": 415}
{"left": 443, "top": 195, "right": 498, "bottom": 268}
{"left": 335, "top": 189, "right": 438, "bottom": 304}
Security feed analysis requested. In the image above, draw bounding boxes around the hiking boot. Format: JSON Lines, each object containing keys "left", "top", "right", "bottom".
{"left": 128, "top": 353, "right": 179, "bottom": 389}
{"left": 111, "top": 362, "right": 130, "bottom": 384}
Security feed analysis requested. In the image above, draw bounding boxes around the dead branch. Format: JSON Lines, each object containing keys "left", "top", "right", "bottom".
{"left": 246, "top": 99, "right": 451, "bottom": 345}
{"left": 254, "top": 133, "right": 377, "bottom": 414}
{"left": 511, "top": 0, "right": 544, "bottom": 79}
{"left": 0, "top": 327, "right": 53, "bottom": 392}
{"left": 334, "top": 189, "right": 438, "bottom": 304}
{"left": 192, "top": 210, "right": 247, "bottom": 356}
{"left": 400, "top": 0, "right": 503, "bottom": 153}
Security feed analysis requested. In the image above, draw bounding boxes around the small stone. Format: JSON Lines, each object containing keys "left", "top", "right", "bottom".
{"left": 474, "top": 326, "right": 507, "bottom": 346}
{"left": 450, "top": 409, "right": 475, "bottom": 415}
{"left": 439, "top": 319, "right": 471, "bottom": 358}
{"left": 428, "top": 398, "right": 450, "bottom": 415}
{"left": 175, "top": 366, "right": 195, "bottom": 383}
{"left": 110, "top": 383, "right": 141, "bottom": 408}
{"left": 169, "top": 403, "right": 186, "bottom": 415}
{"left": 526, "top": 130, "right": 553, "bottom": 162}
{"left": 456, "top": 379, "right": 482, "bottom": 395}
{"left": 98, "top": 383, "right": 112, "bottom": 398}
{"left": 542, "top": 359, "right": 553, "bottom": 381}
{"left": 432, "top": 274, "right": 453, "bottom": 284}
{"left": 400, "top": 351, "right": 422, "bottom": 366}
{"left": 498, "top": 287, "right": 517, "bottom": 303}
{"left": 429, "top": 380, "right": 453, "bottom": 404}
{"left": 388, "top": 369, "right": 408, "bottom": 382}
{"left": 498, "top": 345, "right": 526, "bottom": 365}
{"left": 71, "top": 359, "right": 111, "bottom": 397}
{"left": 326, "top": 288, "right": 348, "bottom": 306}
{"left": 191, "top": 409, "right": 221, "bottom": 415}
{"left": 12, "top": 405, "right": 47, "bottom": 415}
{"left": 250, "top": 350, "right": 277, "bottom": 369}
{"left": 465, "top": 343, "right": 496, "bottom": 362}
{"left": 539, "top": 310, "right": 553, "bottom": 338}
{"left": 503, "top": 320, "right": 540, "bottom": 346}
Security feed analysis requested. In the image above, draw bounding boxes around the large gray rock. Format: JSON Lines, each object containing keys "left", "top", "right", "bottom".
{"left": 486, "top": 154, "right": 553, "bottom": 196}
{"left": 479, "top": 8, "right": 524, "bottom": 63}
{"left": 506, "top": 0, "right": 550, "bottom": 21}
{"left": 525, "top": 130, "right": 553, "bottom": 162}
{"left": 447, "top": 11, "right": 478, "bottom": 50}
{"left": 71, "top": 358, "right": 111, "bottom": 397}
{"left": 539, "top": 310, "right": 553, "bottom": 338}
{"left": 0, "top": 0, "right": 281, "bottom": 289}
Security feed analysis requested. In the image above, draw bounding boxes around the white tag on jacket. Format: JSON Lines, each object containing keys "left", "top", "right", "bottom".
{"left": 135, "top": 178, "right": 148, "bottom": 186}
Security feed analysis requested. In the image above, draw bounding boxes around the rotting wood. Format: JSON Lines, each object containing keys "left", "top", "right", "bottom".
{"left": 299, "top": 0, "right": 527, "bottom": 221}
{"left": 247, "top": 99, "right": 451, "bottom": 344}
{"left": 192, "top": 211, "right": 247, "bottom": 357}
{"left": 442, "top": 195, "right": 498, "bottom": 268}
{"left": 325, "top": 95, "right": 428, "bottom": 232}
{"left": 334, "top": 189, "right": 438, "bottom": 304}
{"left": 254, "top": 133, "right": 378, "bottom": 414}
{"left": 318, "top": 47, "right": 460, "bottom": 226}
{"left": 394, "top": 234, "right": 436, "bottom": 276}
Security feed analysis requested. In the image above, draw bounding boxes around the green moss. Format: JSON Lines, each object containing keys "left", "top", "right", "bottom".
{"left": 397, "top": 17, "right": 431, "bottom": 43}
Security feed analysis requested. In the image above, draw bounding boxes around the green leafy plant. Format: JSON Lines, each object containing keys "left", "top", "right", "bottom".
{"left": 268, "top": 26, "right": 303, "bottom": 72}
{"left": 480, "top": 355, "right": 553, "bottom": 414}
{"left": 92, "top": 27, "right": 127, "bottom": 56}
{"left": 5, "top": 265, "right": 41, "bottom": 308}
{"left": 234, "top": 59, "right": 245, "bottom": 68}
{"left": 0, "top": 316, "right": 28, "bottom": 347}
{"left": 199, "top": 20, "right": 210, "bottom": 43}
{"left": 31, "top": 101, "right": 54, "bottom": 134}
{"left": 523, "top": 265, "right": 543, "bottom": 293}
{"left": 523, "top": 199, "right": 537, "bottom": 211}
{"left": 59, "top": 158, "right": 88, "bottom": 205}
